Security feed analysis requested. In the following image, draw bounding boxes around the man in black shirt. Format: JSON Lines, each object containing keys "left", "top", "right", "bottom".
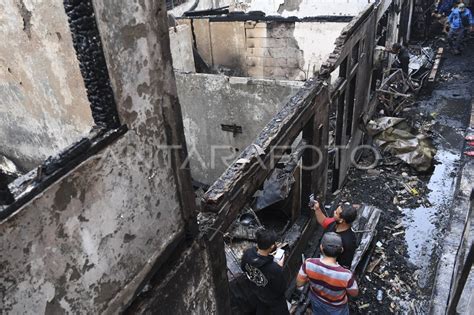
{"left": 241, "top": 228, "right": 289, "bottom": 315}
{"left": 312, "top": 202, "right": 358, "bottom": 270}
{"left": 388, "top": 43, "right": 410, "bottom": 75}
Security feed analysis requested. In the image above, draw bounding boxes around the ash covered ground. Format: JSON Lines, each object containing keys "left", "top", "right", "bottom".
{"left": 343, "top": 40, "right": 473, "bottom": 314}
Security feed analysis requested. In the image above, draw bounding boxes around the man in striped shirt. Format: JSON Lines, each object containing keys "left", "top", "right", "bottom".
{"left": 296, "top": 232, "right": 358, "bottom": 315}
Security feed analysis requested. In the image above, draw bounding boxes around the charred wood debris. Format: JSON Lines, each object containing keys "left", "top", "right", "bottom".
{"left": 338, "top": 44, "right": 451, "bottom": 314}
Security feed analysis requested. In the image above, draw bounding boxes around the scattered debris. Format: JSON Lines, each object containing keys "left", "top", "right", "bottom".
{"left": 367, "top": 117, "right": 437, "bottom": 171}
{"left": 377, "top": 70, "right": 416, "bottom": 115}
{"left": 235, "top": 158, "right": 251, "bottom": 164}
{"left": 358, "top": 303, "right": 370, "bottom": 310}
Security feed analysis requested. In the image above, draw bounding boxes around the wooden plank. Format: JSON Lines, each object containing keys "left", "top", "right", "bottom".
{"left": 351, "top": 205, "right": 381, "bottom": 271}
{"left": 320, "top": 7, "right": 376, "bottom": 77}
{"left": 301, "top": 116, "right": 318, "bottom": 215}
{"left": 428, "top": 47, "right": 444, "bottom": 83}
{"left": 283, "top": 217, "right": 318, "bottom": 285}
{"left": 290, "top": 165, "right": 302, "bottom": 223}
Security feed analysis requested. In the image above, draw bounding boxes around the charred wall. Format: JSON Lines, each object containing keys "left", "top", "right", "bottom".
{"left": 0, "top": 0, "right": 94, "bottom": 170}
{"left": 180, "top": 18, "right": 348, "bottom": 80}
{"left": 0, "top": 1, "right": 213, "bottom": 313}
{"left": 126, "top": 240, "right": 219, "bottom": 314}
{"left": 176, "top": 72, "right": 303, "bottom": 184}
{"left": 230, "top": 0, "right": 375, "bottom": 17}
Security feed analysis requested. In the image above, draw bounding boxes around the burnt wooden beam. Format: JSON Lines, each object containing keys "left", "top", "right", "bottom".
{"left": 320, "top": 4, "right": 375, "bottom": 78}
{"left": 300, "top": 98, "right": 330, "bottom": 212}
{"left": 428, "top": 47, "right": 444, "bottom": 84}
{"left": 301, "top": 117, "right": 317, "bottom": 216}
{"left": 202, "top": 79, "right": 329, "bottom": 240}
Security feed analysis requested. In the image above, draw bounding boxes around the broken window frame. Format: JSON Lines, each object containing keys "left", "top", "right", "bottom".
{"left": 0, "top": 0, "right": 127, "bottom": 221}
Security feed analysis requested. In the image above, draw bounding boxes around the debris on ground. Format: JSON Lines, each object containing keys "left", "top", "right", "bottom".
{"left": 344, "top": 37, "right": 473, "bottom": 314}
{"left": 377, "top": 70, "right": 416, "bottom": 116}
{"left": 343, "top": 162, "right": 431, "bottom": 314}
{"left": 376, "top": 46, "right": 434, "bottom": 116}
{"left": 367, "top": 117, "right": 437, "bottom": 171}
{"left": 408, "top": 46, "right": 435, "bottom": 84}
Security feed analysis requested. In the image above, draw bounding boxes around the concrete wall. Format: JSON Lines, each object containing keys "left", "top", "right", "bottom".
{"left": 126, "top": 240, "right": 218, "bottom": 314}
{"left": 176, "top": 72, "right": 303, "bottom": 184}
{"left": 231, "top": 0, "right": 375, "bottom": 17}
{"left": 0, "top": 134, "right": 186, "bottom": 313}
{"left": 169, "top": 24, "right": 196, "bottom": 72}
{"left": 0, "top": 0, "right": 94, "bottom": 171}
{"left": 196, "top": 0, "right": 232, "bottom": 10}
{"left": 188, "top": 19, "right": 347, "bottom": 80}
{"left": 0, "top": 1, "right": 215, "bottom": 313}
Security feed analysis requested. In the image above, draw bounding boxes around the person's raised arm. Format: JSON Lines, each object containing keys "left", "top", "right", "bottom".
{"left": 313, "top": 201, "right": 327, "bottom": 226}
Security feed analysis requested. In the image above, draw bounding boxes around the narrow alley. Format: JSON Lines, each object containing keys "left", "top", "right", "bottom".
{"left": 342, "top": 40, "right": 474, "bottom": 314}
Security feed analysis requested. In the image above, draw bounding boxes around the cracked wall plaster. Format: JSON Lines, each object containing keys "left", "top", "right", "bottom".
{"left": 0, "top": 0, "right": 94, "bottom": 171}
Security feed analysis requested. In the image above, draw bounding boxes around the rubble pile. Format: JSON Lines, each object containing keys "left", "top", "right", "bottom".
{"left": 342, "top": 160, "right": 432, "bottom": 314}
{"left": 367, "top": 117, "right": 437, "bottom": 172}
{"left": 343, "top": 53, "right": 442, "bottom": 313}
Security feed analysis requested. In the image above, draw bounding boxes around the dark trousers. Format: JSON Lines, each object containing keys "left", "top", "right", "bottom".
{"left": 255, "top": 298, "right": 289, "bottom": 315}
{"left": 309, "top": 294, "right": 349, "bottom": 315}
{"left": 448, "top": 27, "right": 464, "bottom": 51}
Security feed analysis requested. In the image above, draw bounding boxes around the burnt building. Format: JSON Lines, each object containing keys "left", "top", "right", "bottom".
{"left": 1, "top": 0, "right": 472, "bottom": 314}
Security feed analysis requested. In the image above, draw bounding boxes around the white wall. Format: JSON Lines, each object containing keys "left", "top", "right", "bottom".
{"left": 176, "top": 73, "right": 303, "bottom": 184}
{"left": 169, "top": 24, "right": 196, "bottom": 72}
{"left": 231, "top": 0, "right": 375, "bottom": 17}
{"left": 294, "top": 22, "right": 348, "bottom": 78}
{"left": 189, "top": 19, "right": 348, "bottom": 80}
{"left": 169, "top": 0, "right": 233, "bottom": 16}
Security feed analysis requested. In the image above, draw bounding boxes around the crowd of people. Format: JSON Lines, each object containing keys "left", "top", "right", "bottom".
{"left": 240, "top": 202, "right": 360, "bottom": 315}
{"left": 434, "top": 0, "right": 473, "bottom": 55}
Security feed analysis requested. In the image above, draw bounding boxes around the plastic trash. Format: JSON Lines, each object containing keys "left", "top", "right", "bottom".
{"left": 377, "top": 290, "right": 383, "bottom": 303}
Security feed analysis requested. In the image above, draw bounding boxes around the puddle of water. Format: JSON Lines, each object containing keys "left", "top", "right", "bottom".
{"left": 401, "top": 89, "right": 468, "bottom": 289}
{"left": 402, "top": 149, "right": 459, "bottom": 272}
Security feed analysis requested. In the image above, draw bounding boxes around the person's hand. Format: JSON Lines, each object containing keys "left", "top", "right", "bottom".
{"left": 312, "top": 200, "right": 320, "bottom": 212}
{"left": 277, "top": 254, "right": 285, "bottom": 267}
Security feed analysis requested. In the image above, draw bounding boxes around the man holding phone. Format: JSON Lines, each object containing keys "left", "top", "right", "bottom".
{"left": 311, "top": 199, "right": 358, "bottom": 270}
{"left": 241, "top": 228, "right": 289, "bottom": 315}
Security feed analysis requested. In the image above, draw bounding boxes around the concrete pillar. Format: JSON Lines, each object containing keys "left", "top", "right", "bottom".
{"left": 91, "top": 0, "right": 196, "bottom": 232}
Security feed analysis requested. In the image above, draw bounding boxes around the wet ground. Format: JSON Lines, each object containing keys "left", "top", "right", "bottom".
{"left": 342, "top": 40, "right": 473, "bottom": 314}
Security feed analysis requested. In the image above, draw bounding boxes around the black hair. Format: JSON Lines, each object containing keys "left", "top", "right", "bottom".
{"left": 322, "top": 245, "right": 343, "bottom": 258}
{"left": 340, "top": 204, "right": 357, "bottom": 224}
{"left": 255, "top": 228, "right": 277, "bottom": 250}
{"left": 392, "top": 43, "right": 402, "bottom": 51}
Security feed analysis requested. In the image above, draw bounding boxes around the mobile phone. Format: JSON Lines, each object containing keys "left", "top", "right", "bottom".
{"left": 308, "top": 193, "right": 316, "bottom": 207}
{"left": 273, "top": 248, "right": 285, "bottom": 262}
